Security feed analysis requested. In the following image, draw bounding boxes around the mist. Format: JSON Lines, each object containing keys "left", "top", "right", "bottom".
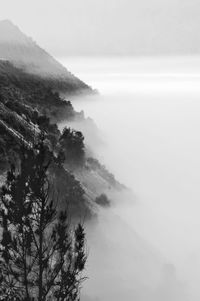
{"left": 2, "top": 0, "right": 200, "bottom": 57}
{"left": 60, "top": 56, "right": 200, "bottom": 300}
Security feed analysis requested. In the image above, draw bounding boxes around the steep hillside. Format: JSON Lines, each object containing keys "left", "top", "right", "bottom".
{"left": 0, "top": 60, "right": 124, "bottom": 219}
{"left": 0, "top": 60, "right": 77, "bottom": 121}
{"left": 0, "top": 20, "right": 92, "bottom": 94}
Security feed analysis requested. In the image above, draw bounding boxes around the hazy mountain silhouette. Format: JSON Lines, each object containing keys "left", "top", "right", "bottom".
{"left": 0, "top": 20, "right": 92, "bottom": 94}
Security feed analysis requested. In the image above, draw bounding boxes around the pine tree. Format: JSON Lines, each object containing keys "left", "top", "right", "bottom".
{"left": 0, "top": 138, "right": 87, "bottom": 301}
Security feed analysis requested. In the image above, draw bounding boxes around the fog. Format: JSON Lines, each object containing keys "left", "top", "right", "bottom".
{"left": 60, "top": 56, "right": 200, "bottom": 300}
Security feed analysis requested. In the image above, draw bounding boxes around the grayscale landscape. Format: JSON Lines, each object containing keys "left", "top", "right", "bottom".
{"left": 0, "top": 1, "right": 200, "bottom": 300}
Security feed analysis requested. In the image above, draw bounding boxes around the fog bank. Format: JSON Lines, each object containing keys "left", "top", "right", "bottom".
{"left": 61, "top": 56, "right": 200, "bottom": 300}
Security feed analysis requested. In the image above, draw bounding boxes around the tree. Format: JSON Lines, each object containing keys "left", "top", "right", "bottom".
{"left": 59, "top": 128, "right": 85, "bottom": 166}
{"left": 95, "top": 194, "right": 110, "bottom": 207}
{"left": 0, "top": 138, "right": 87, "bottom": 301}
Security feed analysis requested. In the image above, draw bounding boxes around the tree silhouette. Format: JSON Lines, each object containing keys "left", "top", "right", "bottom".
{"left": 59, "top": 128, "right": 85, "bottom": 166}
{"left": 0, "top": 138, "right": 87, "bottom": 301}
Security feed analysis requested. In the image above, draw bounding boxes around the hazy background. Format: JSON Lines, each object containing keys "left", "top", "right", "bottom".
{"left": 61, "top": 56, "right": 200, "bottom": 300}
{"left": 2, "top": 0, "right": 200, "bottom": 300}
{"left": 1, "top": 0, "right": 200, "bottom": 56}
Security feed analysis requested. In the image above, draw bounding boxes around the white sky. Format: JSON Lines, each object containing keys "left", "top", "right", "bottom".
{"left": 1, "top": 0, "right": 200, "bottom": 57}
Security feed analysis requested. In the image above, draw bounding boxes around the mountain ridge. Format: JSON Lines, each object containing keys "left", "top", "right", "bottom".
{"left": 0, "top": 58, "right": 124, "bottom": 220}
{"left": 0, "top": 20, "right": 93, "bottom": 95}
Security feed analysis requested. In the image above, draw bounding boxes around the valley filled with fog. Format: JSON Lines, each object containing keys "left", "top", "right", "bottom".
{"left": 60, "top": 56, "right": 200, "bottom": 301}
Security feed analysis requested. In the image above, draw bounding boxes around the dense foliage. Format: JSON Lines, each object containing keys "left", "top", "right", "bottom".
{"left": 0, "top": 61, "right": 86, "bottom": 172}
{"left": 0, "top": 61, "right": 76, "bottom": 121}
{"left": 0, "top": 139, "right": 87, "bottom": 301}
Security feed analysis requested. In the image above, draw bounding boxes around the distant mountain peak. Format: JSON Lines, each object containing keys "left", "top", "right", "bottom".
{"left": 0, "top": 19, "right": 30, "bottom": 44}
{"left": 0, "top": 20, "right": 92, "bottom": 94}
{"left": 0, "top": 19, "right": 16, "bottom": 27}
